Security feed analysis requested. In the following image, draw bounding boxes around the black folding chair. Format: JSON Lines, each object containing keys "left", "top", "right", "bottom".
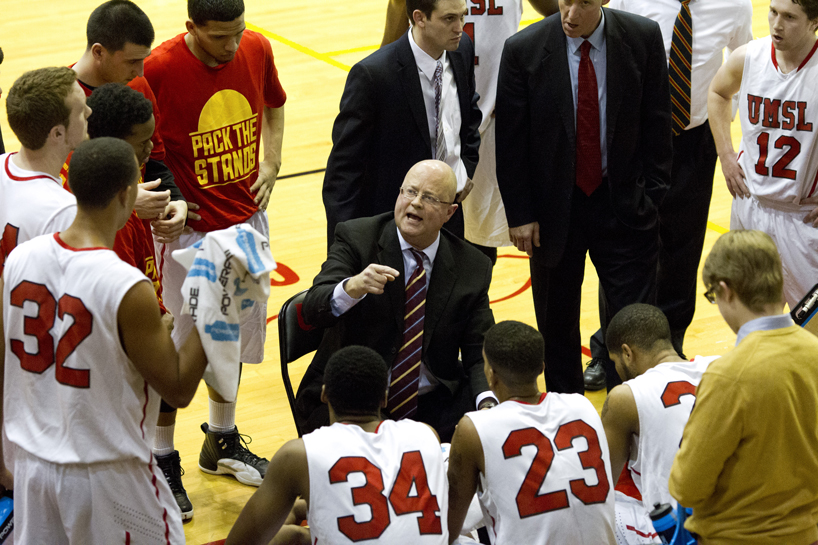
{"left": 278, "top": 289, "right": 323, "bottom": 437}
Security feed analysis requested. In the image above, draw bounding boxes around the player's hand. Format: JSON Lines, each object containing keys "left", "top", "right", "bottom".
{"left": 134, "top": 179, "right": 172, "bottom": 219}
{"left": 457, "top": 179, "right": 474, "bottom": 203}
{"left": 720, "top": 152, "right": 750, "bottom": 198}
{"left": 152, "top": 200, "right": 188, "bottom": 244}
{"left": 345, "top": 264, "right": 401, "bottom": 299}
{"left": 0, "top": 468, "right": 12, "bottom": 493}
{"left": 509, "top": 222, "right": 540, "bottom": 257}
{"left": 270, "top": 526, "right": 311, "bottom": 545}
{"left": 160, "top": 312, "right": 175, "bottom": 333}
{"left": 251, "top": 160, "right": 278, "bottom": 211}
{"left": 800, "top": 195, "right": 818, "bottom": 227}
{"left": 183, "top": 202, "right": 202, "bottom": 235}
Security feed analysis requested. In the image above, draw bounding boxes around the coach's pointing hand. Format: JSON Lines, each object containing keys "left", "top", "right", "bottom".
{"left": 345, "top": 264, "right": 401, "bottom": 299}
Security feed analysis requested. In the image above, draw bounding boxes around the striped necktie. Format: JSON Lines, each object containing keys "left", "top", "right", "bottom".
{"left": 669, "top": 0, "right": 693, "bottom": 135}
{"left": 433, "top": 60, "right": 447, "bottom": 161}
{"left": 387, "top": 249, "right": 427, "bottom": 420}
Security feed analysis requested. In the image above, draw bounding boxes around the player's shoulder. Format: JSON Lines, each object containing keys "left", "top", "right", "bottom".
{"left": 145, "top": 33, "right": 187, "bottom": 70}
{"left": 545, "top": 391, "right": 601, "bottom": 419}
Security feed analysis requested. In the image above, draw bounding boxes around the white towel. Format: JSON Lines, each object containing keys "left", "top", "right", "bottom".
{"left": 172, "top": 224, "right": 276, "bottom": 402}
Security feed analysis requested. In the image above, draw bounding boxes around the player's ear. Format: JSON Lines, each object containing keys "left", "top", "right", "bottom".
{"left": 49, "top": 124, "right": 65, "bottom": 144}
{"left": 381, "top": 390, "right": 388, "bottom": 408}
{"left": 412, "top": 9, "right": 426, "bottom": 28}
{"left": 185, "top": 20, "right": 197, "bottom": 35}
{"left": 90, "top": 43, "right": 105, "bottom": 62}
{"left": 320, "top": 385, "right": 327, "bottom": 405}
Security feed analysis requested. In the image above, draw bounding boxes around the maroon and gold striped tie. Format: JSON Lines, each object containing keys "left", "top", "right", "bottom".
{"left": 669, "top": 0, "right": 693, "bottom": 135}
{"left": 387, "top": 249, "right": 426, "bottom": 420}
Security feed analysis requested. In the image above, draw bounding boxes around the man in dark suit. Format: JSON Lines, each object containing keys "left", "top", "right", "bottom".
{"left": 496, "top": 0, "right": 672, "bottom": 394}
{"left": 297, "top": 160, "right": 495, "bottom": 442}
{"left": 322, "top": 0, "right": 481, "bottom": 248}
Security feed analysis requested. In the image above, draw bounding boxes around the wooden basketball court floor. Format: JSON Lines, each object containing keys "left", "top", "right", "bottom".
{"left": 1, "top": 0, "right": 773, "bottom": 542}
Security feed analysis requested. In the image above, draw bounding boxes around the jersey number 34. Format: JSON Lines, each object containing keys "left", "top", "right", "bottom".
{"left": 329, "top": 450, "right": 442, "bottom": 541}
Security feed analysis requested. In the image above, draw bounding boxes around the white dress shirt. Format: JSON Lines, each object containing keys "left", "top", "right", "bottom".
{"left": 330, "top": 229, "right": 495, "bottom": 407}
{"left": 607, "top": 0, "right": 753, "bottom": 130}
{"left": 566, "top": 9, "right": 608, "bottom": 176}
{"left": 408, "top": 28, "right": 469, "bottom": 192}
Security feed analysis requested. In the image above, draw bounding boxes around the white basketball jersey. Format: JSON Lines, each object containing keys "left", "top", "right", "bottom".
{"left": 737, "top": 37, "right": 818, "bottom": 203}
{"left": 0, "top": 153, "right": 77, "bottom": 273}
{"left": 625, "top": 356, "right": 719, "bottom": 511}
{"left": 303, "top": 419, "right": 448, "bottom": 545}
{"left": 465, "top": 0, "right": 523, "bottom": 133}
{"left": 3, "top": 233, "right": 155, "bottom": 465}
{"left": 468, "top": 392, "right": 616, "bottom": 545}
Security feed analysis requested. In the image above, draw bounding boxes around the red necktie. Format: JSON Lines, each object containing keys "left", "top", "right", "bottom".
{"left": 576, "top": 40, "right": 602, "bottom": 196}
{"left": 387, "top": 249, "right": 426, "bottom": 420}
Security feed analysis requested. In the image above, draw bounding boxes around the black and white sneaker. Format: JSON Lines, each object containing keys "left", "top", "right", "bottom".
{"left": 155, "top": 450, "right": 194, "bottom": 521}
{"left": 198, "top": 423, "right": 269, "bottom": 486}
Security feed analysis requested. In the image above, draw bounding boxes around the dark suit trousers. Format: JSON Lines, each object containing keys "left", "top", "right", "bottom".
{"left": 658, "top": 121, "right": 718, "bottom": 350}
{"left": 590, "top": 122, "right": 717, "bottom": 362}
{"left": 531, "top": 184, "right": 659, "bottom": 394}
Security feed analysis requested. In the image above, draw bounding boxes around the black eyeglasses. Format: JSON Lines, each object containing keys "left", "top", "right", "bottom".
{"left": 704, "top": 285, "right": 718, "bottom": 304}
{"left": 399, "top": 187, "right": 453, "bottom": 206}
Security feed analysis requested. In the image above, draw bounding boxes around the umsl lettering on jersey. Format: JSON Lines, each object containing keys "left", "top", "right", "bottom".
{"left": 191, "top": 117, "right": 258, "bottom": 188}
{"left": 747, "top": 94, "right": 813, "bottom": 131}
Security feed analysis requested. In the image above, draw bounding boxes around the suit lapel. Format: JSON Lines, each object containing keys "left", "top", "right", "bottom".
{"left": 377, "top": 222, "right": 406, "bottom": 333}
{"left": 542, "top": 19, "right": 575, "bottom": 149}
{"left": 423, "top": 235, "right": 456, "bottom": 352}
{"left": 397, "top": 32, "right": 432, "bottom": 150}
{"left": 604, "top": 8, "right": 629, "bottom": 151}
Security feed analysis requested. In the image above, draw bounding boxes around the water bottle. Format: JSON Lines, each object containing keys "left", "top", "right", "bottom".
{"left": 650, "top": 502, "right": 676, "bottom": 545}
{"left": 0, "top": 490, "right": 13, "bottom": 544}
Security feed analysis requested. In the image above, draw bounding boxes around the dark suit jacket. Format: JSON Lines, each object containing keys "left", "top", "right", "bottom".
{"left": 294, "top": 213, "right": 494, "bottom": 435}
{"left": 496, "top": 9, "right": 672, "bottom": 267}
{"left": 322, "top": 31, "right": 482, "bottom": 244}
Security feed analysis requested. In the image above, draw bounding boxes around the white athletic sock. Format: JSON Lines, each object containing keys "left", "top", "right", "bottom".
{"left": 209, "top": 399, "right": 236, "bottom": 433}
{"left": 153, "top": 424, "right": 175, "bottom": 457}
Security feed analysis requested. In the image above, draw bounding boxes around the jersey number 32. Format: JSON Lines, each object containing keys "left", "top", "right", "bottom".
{"left": 9, "top": 280, "right": 93, "bottom": 388}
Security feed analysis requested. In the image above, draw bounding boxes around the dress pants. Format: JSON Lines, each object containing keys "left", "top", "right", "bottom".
{"left": 590, "top": 122, "right": 717, "bottom": 363}
{"left": 531, "top": 183, "right": 659, "bottom": 394}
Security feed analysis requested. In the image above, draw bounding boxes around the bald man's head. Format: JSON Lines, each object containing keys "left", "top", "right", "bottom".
{"left": 394, "top": 160, "right": 458, "bottom": 250}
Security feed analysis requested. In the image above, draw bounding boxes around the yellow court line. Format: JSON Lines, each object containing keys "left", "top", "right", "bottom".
{"left": 246, "top": 22, "right": 351, "bottom": 72}
{"left": 707, "top": 221, "right": 729, "bottom": 234}
{"left": 324, "top": 44, "right": 379, "bottom": 57}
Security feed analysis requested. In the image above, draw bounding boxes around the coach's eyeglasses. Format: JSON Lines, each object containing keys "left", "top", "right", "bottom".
{"left": 399, "top": 187, "right": 453, "bottom": 206}
{"left": 704, "top": 285, "right": 718, "bottom": 304}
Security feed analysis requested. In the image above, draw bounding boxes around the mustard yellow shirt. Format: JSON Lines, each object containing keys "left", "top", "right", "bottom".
{"left": 669, "top": 323, "right": 818, "bottom": 545}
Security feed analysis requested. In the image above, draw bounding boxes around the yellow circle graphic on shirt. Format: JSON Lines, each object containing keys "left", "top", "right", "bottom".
{"left": 197, "top": 89, "right": 254, "bottom": 133}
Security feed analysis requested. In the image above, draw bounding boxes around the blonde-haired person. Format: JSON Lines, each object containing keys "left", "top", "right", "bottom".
{"left": 669, "top": 229, "right": 818, "bottom": 545}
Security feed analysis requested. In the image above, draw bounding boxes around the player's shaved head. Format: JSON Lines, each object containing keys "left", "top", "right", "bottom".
{"left": 188, "top": 0, "right": 245, "bottom": 26}
{"left": 323, "top": 346, "right": 389, "bottom": 417}
{"left": 606, "top": 304, "right": 674, "bottom": 357}
{"left": 6, "top": 67, "right": 78, "bottom": 151}
{"left": 483, "top": 321, "right": 544, "bottom": 388}
{"left": 87, "top": 0, "right": 154, "bottom": 51}
{"left": 87, "top": 83, "right": 153, "bottom": 140}
{"left": 69, "top": 137, "right": 139, "bottom": 210}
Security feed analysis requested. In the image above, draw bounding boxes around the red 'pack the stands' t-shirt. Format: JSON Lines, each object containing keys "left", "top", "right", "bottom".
{"left": 144, "top": 31, "right": 287, "bottom": 232}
